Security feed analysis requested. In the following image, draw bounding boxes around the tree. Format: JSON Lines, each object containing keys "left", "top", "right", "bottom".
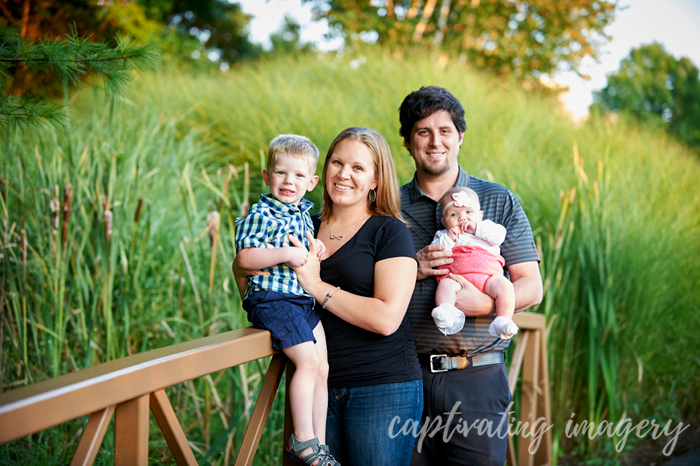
{"left": 269, "top": 16, "right": 313, "bottom": 56}
{"left": 303, "top": 0, "right": 617, "bottom": 83}
{"left": 593, "top": 42, "right": 700, "bottom": 150}
{"left": 0, "top": 26, "right": 159, "bottom": 130}
{"left": 0, "top": 1, "right": 259, "bottom": 96}
{"left": 145, "top": 0, "right": 262, "bottom": 65}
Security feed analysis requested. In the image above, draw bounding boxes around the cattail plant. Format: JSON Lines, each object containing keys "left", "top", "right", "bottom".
{"left": 61, "top": 184, "right": 72, "bottom": 248}
{"left": 101, "top": 194, "right": 112, "bottom": 246}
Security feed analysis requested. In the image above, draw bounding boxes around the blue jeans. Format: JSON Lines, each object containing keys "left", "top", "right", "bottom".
{"left": 326, "top": 380, "right": 423, "bottom": 466}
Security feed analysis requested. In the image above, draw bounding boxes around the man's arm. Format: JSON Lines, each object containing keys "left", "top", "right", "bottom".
{"left": 451, "top": 260, "right": 542, "bottom": 316}
{"left": 507, "top": 261, "right": 543, "bottom": 312}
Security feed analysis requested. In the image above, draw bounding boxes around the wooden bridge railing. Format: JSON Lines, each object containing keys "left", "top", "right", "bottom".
{"left": 0, "top": 327, "right": 295, "bottom": 466}
{"left": 0, "top": 313, "right": 550, "bottom": 466}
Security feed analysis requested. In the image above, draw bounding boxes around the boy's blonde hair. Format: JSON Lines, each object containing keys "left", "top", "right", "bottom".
{"left": 267, "top": 134, "right": 320, "bottom": 173}
{"left": 439, "top": 186, "right": 480, "bottom": 213}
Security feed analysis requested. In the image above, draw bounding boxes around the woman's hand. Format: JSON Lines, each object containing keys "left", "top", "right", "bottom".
{"left": 288, "top": 232, "right": 323, "bottom": 295}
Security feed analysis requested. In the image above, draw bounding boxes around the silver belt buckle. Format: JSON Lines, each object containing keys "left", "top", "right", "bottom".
{"left": 430, "top": 354, "right": 448, "bottom": 373}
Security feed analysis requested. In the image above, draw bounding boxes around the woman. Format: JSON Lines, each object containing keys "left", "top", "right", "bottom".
{"left": 290, "top": 127, "right": 422, "bottom": 465}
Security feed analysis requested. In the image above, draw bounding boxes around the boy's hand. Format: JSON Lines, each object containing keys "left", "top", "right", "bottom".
{"left": 282, "top": 244, "right": 310, "bottom": 267}
{"left": 461, "top": 221, "right": 477, "bottom": 234}
{"left": 448, "top": 226, "right": 461, "bottom": 241}
{"left": 315, "top": 239, "right": 326, "bottom": 261}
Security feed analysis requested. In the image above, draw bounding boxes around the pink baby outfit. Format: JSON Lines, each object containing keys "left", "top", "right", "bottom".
{"left": 432, "top": 219, "right": 507, "bottom": 292}
{"left": 437, "top": 245, "right": 505, "bottom": 292}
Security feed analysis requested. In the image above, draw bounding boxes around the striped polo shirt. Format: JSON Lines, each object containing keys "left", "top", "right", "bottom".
{"left": 235, "top": 193, "right": 314, "bottom": 300}
{"left": 400, "top": 167, "right": 540, "bottom": 356}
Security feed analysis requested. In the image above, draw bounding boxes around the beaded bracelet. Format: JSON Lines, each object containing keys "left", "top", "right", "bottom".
{"left": 322, "top": 286, "right": 340, "bottom": 310}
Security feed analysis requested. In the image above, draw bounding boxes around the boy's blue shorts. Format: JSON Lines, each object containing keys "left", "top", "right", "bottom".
{"left": 243, "top": 290, "right": 320, "bottom": 351}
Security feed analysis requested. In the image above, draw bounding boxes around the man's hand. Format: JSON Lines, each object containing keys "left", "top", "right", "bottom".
{"left": 416, "top": 244, "right": 454, "bottom": 281}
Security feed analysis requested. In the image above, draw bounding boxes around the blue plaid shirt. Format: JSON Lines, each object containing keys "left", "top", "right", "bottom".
{"left": 235, "top": 193, "right": 314, "bottom": 300}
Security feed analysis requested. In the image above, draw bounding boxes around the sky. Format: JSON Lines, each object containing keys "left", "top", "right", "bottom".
{"left": 237, "top": 0, "right": 700, "bottom": 119}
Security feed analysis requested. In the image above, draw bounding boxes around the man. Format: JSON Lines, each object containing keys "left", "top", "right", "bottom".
{"left": 399, "top": 86, "right": 543, "bottom": 465}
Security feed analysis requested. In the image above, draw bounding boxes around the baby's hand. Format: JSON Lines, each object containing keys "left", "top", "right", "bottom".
{"left": 315, "top": 239, "right": 326, "bottom": 261}
{"left": 283, "top": 245, "right": 309, "bottom": 268}
{"left": 461, "top": 221, "right": 477, "bottom": 234}
{"left": 448, "top": 226, "right": 461, "bottom": 241}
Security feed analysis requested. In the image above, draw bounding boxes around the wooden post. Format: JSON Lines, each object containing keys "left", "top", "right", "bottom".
{"left": 507, "top": 313, "right": 552, "bottom": 466}
{"left": 283, "top": 361, "right": 296, "bottom": 466}
{"left": 518, "top": 329, "right": 540, "bottom": 466}
{"left": 114, "top": 394, "right": 150, "bottom": 466}
{"left": 535, "top": 326, "right": 552, "bottom": 465}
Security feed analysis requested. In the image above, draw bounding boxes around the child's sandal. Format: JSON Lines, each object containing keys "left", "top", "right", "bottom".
{"left": 285, "top": 434, "right": 340, "bottom": 466}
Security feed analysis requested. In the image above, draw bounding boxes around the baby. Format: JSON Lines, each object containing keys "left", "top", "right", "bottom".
{"left": 431, "top": 187, "right": 519, "bottom": 339}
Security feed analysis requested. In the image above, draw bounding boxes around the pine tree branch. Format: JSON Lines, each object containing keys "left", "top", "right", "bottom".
{"left": 0, "top": 24, "right": 160, "bottom": 132}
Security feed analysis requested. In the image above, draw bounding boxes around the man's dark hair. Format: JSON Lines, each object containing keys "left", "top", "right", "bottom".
{"left": 398, "top": 86, "right": 467, "bottom": 140}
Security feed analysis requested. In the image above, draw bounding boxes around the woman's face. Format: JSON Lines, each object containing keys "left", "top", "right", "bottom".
{"left": 325, "top": 139, "right": 378, "bottom": 210}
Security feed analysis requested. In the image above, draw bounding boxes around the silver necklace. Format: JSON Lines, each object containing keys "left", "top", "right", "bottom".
{"left": 329, "top": 215, "right": 366, "bottom": 241}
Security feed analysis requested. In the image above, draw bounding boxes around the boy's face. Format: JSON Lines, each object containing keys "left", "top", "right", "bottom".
{"left": 262, "top": 153, "right": 318, "bottom": 205}
{"left": 441, "top": 200, "right": 483, "bottom": 229}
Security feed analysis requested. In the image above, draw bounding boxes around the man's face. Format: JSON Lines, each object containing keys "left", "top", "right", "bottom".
{"left": 405, "top": 110, "right": 464, "bottom": 178}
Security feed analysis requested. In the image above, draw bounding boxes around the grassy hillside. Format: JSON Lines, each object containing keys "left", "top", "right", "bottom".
{"left": 2, "top": 50, "right": 699, "bottom": 464}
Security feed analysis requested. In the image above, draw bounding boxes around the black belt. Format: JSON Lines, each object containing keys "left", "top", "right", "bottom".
{"left": 418, "top": 352, "right": 505, "bottom": 373}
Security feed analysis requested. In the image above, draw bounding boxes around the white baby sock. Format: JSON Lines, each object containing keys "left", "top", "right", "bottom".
{"left": 489, "top": 316, "right": 519, "bottom": 339}
{"left": 431, "top": 303, "right": 465, "bottom": 335}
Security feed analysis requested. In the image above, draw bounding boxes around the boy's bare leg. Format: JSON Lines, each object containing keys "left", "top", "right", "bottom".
{"left": 311, "top": 322, "right": 329, "bottom": 444}
{"left": 485, "top": 275, "right": 519, "bottom": 338}
{"left": 283, "top": 341, "right": 320, "bottom": 444}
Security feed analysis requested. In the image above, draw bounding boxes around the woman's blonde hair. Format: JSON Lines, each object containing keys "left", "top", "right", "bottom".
{"left": 320, "top": 127, "right": 406, "bottom": 224}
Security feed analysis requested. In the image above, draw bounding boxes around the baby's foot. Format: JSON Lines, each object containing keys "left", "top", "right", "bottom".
{"left": 489, "top": 316, "right": 519, "bottom": 339}
{"left": 431, "top": 303, "right": 465, "bottom": 335}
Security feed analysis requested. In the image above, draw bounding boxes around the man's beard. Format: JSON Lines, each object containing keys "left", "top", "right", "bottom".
{"left": 420, "top": 159, "right": 452, "bottom": 177}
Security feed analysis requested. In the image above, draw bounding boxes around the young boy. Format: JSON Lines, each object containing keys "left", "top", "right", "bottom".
{"left": 430, "top": 187, "right": 519, "bottom": 339}
{"left": 235, "top": 135, "right": 338, "bottom": 466}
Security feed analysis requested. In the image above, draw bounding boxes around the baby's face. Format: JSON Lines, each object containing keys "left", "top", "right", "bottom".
{"left": 441, "top": 201, "right": 482, "bottom": 229}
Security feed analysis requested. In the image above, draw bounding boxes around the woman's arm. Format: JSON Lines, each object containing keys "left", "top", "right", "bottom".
{"left": 290, "top": 233, "right": 417, "bottom": 336}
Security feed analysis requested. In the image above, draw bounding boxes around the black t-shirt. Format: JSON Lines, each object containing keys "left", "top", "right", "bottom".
{"left": 313, "top": 215, "right": 422, "bottom": 388}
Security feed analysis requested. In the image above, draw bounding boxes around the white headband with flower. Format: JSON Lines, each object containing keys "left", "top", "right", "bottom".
{"left": 442, "top": 191, "right": 473, "bottom": 214}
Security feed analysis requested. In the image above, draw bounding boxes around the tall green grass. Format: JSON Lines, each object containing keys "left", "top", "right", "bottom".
{"left": 2, "top": 50, "right": 699, "bottom": 463}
